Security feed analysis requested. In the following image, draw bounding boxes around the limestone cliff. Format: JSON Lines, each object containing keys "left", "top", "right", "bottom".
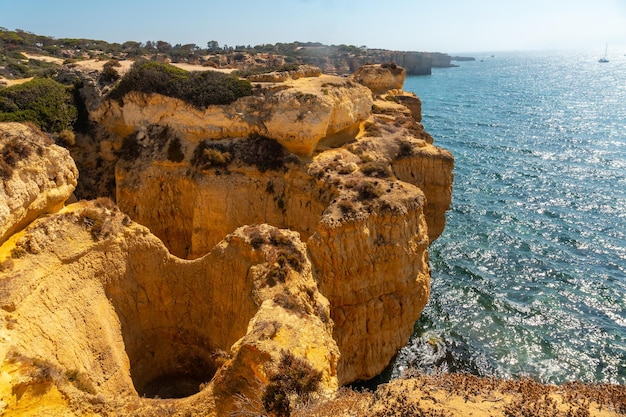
{"left": 90, "top": 74, "right": 372, "bottom": 157}
{"left": 0, "top": 123, "right": 78, "bottom": 246}
{"left": 296, "top": 49, "right": 438, "bottom": 76}
{"left": 84, "top": 64, "right": 452, "bottom": 385}
{"left": 0, "top": 62, "right": 454, "bottom": 415}
{"left": 0, "top": 200, "right": 337, "bottom": 416}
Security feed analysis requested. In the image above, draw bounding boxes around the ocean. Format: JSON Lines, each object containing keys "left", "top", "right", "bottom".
{"left": 394, "top": 49, "right": 626, "bottom": 385}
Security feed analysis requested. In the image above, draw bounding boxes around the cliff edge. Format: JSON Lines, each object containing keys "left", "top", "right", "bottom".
{"left": 0, "top": 63, "right": 454, "bottom": 416}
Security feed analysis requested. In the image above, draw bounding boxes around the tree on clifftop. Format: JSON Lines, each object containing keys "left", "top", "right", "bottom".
{"left": 207, "top": 40, "right": 220, "bottom": 52}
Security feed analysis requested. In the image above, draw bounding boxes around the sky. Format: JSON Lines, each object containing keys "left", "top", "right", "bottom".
{"left": 1, "top": 0, "right": 625, "bottom": 53}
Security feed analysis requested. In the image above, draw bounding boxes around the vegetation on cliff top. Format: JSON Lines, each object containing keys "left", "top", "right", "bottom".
{"left": 0, "top": 77, "right": 77, "bottom": 134}
{"left": 108, "top": 60, "right": 252, "bottom": 107}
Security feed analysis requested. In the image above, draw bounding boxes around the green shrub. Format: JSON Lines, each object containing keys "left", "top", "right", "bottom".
{"left": 233, "top": 63, "right": 302, "bottom": 78}
{"left": 237, "top": 134, "right": 293, "bottom": 173}
{"left": 0, "top": 77, "right": 77, "bottom": 133}
{"left": 396, "top": 140, "right": 414, "bottom": 158}
{"left": 118, "top": 135, "right": 141, "bottom": 161}
{"left": 249, "top": 230, "right": 265, "bottom": 250}
{"left": 0, "top": 136, "right": 33, "bottom": 180}
{"left": 192, "top": 141, "right": 232, "bottom": 169}
{"left": 193, "top": 134, "right": 295, "bottom": 173}
{"left": 100, "top": 59, "right": 121, "bottom": 84}
{"left": 56, "top": 129, "right": 75, "bottom": 146}
{"left": 109, "top": 60, "right": 252, "bottom": 108}
{"left": 0, "top": 161, "right": 12, "bottom": 181}
{"left": 10, "top": 246, "right": 27, "bottom": 259}
{"left": 338, "top": 199, "right": 357, "bottom": 215}
{"left": 381, "top": 62, "right": 404, "bottom": 75}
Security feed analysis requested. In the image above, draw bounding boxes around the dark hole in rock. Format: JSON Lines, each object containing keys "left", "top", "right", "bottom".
{"left": 127, "top": 341, "right": 220, "bottom": 399}
{"left": 141, "top": 374, "right": 206, "bottom": 399}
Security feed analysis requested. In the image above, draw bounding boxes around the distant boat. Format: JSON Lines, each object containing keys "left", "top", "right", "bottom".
{"left": 599, "top": 44, "right": 609, "bottom": 63}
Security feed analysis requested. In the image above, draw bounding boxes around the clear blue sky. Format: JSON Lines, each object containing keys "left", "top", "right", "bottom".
{"left": 2, "top": 0, "right": 625, "bottom": 53}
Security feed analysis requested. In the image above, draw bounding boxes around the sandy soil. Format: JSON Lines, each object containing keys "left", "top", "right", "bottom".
{"left": 1, "top": 55, "right": 234, "bottom": 87}
{"left": 70, "top": 58, "right": 134, "bottom": 74}
{"left": 20, "top": 53, "right": 65, "bottom": 65}
{"left": 0, "top": 76, "right": 34, "bottom": 87}
{"left": 71, "top": 59, "right": 235, "bottom": 74}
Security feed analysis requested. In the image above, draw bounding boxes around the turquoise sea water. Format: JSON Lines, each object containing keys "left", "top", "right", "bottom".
{"left": 394, "top": 49, "right": 626, "bottom": 384}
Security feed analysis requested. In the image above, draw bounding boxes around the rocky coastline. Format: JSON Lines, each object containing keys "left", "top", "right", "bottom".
{"left": 0, "top": 60, "right": 455, "bottom": 416}
{"left": 1, "top": 56, "right": 624, "bottom": 417}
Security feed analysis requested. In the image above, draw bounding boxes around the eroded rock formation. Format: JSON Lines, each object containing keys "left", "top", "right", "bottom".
{"left": 0, "top": 200, "right": 337, "bottom": 416}
{"left": 0, "top": 62, "right": 454, "bottom": 415}
{"left": 0, "top": 123, "right": 78, "bottom": 246}
{"left": 90, "top": 74, "right": 372, "bottom": 157}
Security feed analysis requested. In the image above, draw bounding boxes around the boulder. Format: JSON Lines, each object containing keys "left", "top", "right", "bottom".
{"left": 0, "top": 122, "right": 78, "bottom": 246}
{"left": 351, "top": 64, "right": 406, "bottom": 94}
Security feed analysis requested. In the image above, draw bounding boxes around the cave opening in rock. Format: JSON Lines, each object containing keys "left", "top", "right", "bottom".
{"left": 141, "top": 374, "right": 206, "bottom": 399}
{"left": 102, "top": 253, "right": 257, "bottom": 400}
{"left": 127, "top": 335, "right": 221, "bottom": 399}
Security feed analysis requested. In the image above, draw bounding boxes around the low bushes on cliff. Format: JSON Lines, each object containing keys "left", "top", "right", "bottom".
{"left": 233, "top": 63, "right": 301, "bottom": 78}
{"left": 191, "top": 134, "right": 297, "bottom": 173}
{"left": 108, "top": 60, "right": 253, "bottom": 107}
{"left": 262, "top": 351, "right": 322, "bottom": 417}
{"left": 0, "top": 135, "right": 33, "bottom": 180}
{"left": 0, "top": 77, "right": 77, "bottom": 134}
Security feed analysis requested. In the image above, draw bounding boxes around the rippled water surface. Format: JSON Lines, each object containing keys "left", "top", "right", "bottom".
{"left": 394, "top": 50, "right": 626, "bottom": 384}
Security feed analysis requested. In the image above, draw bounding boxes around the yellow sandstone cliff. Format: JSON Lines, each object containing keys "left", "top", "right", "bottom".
{"left": 0, "top": 199, "right": 338, "bottom": 416}
{"left": 91, "top": 65, "right": 452, "bottom": 384}
{"left": 0, "top": 123, "right": 78, "bottom": 246}
{"left": 0, "top": 63, "right": 455, "bottom": 415}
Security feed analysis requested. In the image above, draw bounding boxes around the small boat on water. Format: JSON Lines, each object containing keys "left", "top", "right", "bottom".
{"left": 598, "top": 44, "right": 609, "bottom": 63}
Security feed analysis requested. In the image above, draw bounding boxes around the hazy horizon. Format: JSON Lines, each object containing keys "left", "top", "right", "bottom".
{"left": 2, "top": 0, "right": 625, "bottom": 54}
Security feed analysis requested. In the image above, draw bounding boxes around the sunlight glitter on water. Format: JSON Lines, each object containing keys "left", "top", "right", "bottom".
{"left": 394, "top": 50, "right": 626, "bottom": 384}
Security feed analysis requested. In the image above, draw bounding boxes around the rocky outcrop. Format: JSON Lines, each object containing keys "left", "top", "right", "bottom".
{"left": 96, "top": 66, "right": 452, "bottom": 384}
{"left": 90, "top": 74, "right": 372, "bottom": 157}
{"left": 0, "top": 201, "right": 337, "bottom": 416}
{"left": 348, "top": 88, "right": 454, "bottom": 243}
{"left": 0, "top": 63, "right": 454, "bottom": 415}
{"left": 246, "top": 64, "right": 322, "bottom": 82}
{"left": 389, "top": 51, "right": 434, "bottom": 75}
{"left": 112, "top": 137, "right": 434, "bottom": 384}
{"left": 0, "top": 123, "right": 78, "bottom": 246}
{"left": 352, "top": 64, "right": 406, "bottom": 94}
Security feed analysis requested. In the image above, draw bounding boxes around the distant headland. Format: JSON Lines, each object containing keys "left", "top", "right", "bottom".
{"left": 0, "top": 28, "right": 473, "bottom": 79}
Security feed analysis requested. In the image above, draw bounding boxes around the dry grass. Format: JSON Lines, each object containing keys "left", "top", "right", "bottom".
{"left": 287, "top": 373, "right": 626, "bottom": 417}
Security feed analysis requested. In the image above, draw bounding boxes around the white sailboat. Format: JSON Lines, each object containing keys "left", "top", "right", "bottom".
{"left": 599, "top": 44, "right": 609, "bottom": 63}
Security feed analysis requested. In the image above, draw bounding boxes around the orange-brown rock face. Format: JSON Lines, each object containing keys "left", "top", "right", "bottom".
{"left": 0, "top": 64, "right": 454, "bottom": 415}
{"left": 90, "top": 74, "right": 372, "bottom": 157}
{"left": 0, "top": 202, "right": 337, "bottom": 416}
{"left": 351, "top": 63, "right": 406, "bottom": 94}
{"left": 0, "top": 123, "right": 78, "bottom": 246}
{"left": 103, "top": 67, "right": 453, "bottom": 384}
